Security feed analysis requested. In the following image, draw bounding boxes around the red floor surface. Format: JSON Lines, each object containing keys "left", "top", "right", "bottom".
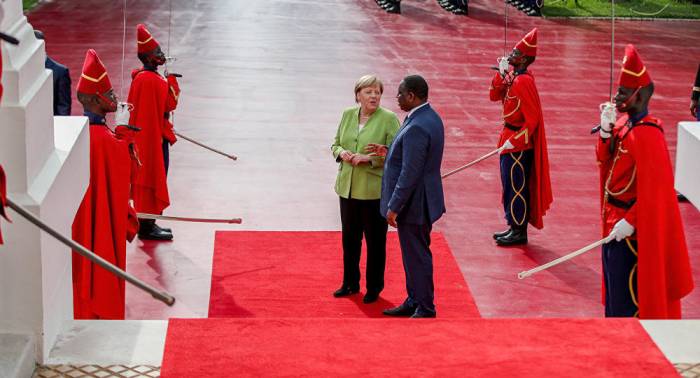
{"left": 161, "top": 317, "right": 678, "bottom": 377}
{"left": 209, "top": 231, "right": 480, "bottom": 318}
{"left": 27, "top": 0, "right": 700, "bottom": 319}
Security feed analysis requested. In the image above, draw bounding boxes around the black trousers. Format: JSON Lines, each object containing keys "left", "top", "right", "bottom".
{"left": 500, "top": 149, "right": 533, "bottom": 229}
{"left": 162, "top": 139, "right": 170, "bottom": 175}
{"left": 339, "top": 197, "right": 388, "bottom": 293}
{"left": 140, "top": 139, "right": 170, "bottom": 233}
{"left": 603, "top": 238, "right": 639, "bottom": 317}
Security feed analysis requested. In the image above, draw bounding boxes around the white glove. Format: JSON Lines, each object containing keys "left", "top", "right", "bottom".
{"left": 609, "top": 218, "right": 635, "bottom": 242}
{"left": 499, "top": 139, "right": 514, "bottom": 152}
{"left": 115, "top": 102, "right": 132, "bottom": 126}
{"left": 599, "top": 102, "right": 616, "bottom": 139}
{"left": 164, "top": 56, "right": 177, "bottom": 76}
{"left": 497, "top": 56, "right": 509, "bottom": 76}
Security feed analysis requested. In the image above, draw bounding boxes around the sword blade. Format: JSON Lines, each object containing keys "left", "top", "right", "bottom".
{"left": 442, "top": 148, "right": 500, "bottom": 179}
{"left": 518, "top": 236, "right": 614, "bottom": 279}
{"left": 175, "top": 131, "right": 238, "bottom": 161}
{"left": 138, "top": 213, "right": 242, "bottom": 224}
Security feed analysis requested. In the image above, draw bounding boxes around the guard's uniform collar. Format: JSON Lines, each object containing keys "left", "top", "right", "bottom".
{"left": 628, "top": 109, "right": 649, "bottom": 125}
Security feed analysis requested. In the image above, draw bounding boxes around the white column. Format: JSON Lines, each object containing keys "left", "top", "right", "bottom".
{"left": 0, "top": 0, "right": 89, "bottom": 373}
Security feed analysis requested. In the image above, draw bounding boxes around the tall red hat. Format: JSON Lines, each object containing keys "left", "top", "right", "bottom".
{"left": 137, "top": 24, "right": 160, "bottom": 54}
{"left": 76, "top": 49, "right": 112, "bottom": 94}
{"left": 618, "top": 44, "right": 651, "bottom": 88}
{"left": 514, "top": 28, "right": 537, "bottom": 57}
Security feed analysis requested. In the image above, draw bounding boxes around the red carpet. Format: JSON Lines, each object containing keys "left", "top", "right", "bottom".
{"left": 161, "top": 318, "right": 677, "bottom": 377}
{"left": 208, "top": 231, "right": 479, "bottom": 318}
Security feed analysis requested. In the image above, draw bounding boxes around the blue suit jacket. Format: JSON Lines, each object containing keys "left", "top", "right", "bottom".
{"left": 380, "top": 103, "right": 446, "bottom": 225}
{"left": 46, "top": 56, "right": 72, "bottom": 116}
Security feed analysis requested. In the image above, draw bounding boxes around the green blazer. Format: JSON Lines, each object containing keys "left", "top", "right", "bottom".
{"left": 332, "top": 106, "right": 400, "bottom": 200}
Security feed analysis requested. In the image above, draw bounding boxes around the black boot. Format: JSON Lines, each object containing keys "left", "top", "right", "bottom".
{"left": 154, "top": 223, "right": 172, "bottom": 234}
{"left": 493, "top": 227, "right": 512, "bottom": 240}
{"left": 138, "top": 219, "right": 173, "bottom": 241}
{"left": 496, "top": 227, "right": 527, "bottom": 246}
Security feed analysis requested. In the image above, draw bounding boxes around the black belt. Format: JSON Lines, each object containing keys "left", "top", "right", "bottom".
{"left": 607, "top": 196, "right": 636, "bottom": 210}
{"left": 504, "top": 122, "right": 522, "bottom": 132}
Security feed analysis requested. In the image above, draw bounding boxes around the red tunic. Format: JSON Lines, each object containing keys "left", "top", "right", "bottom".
{"left": 0, "top": 165, "right": 8, "bottom": 245}
{"left": 127, "top": 69, "right": 180, "bottom": 215}
{"left": 489, "top": 71, "right": 553, "bottom": 229}
{"left": 596, "top": 114, "right": 694, "bottom": 318}
{"left": 72, "top": 124, "right": 133, "bottom": 319}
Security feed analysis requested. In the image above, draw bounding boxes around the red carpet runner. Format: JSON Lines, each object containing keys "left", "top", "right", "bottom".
{"left": 161, "top": 318, "right": 677, "bottom": 377}
{"left": 208, "top": 231, "right": 480, "bottom": 318}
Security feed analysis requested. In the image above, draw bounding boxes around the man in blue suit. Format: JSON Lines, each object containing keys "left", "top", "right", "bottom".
{"left": 35, "top": 30, "right": 72, "bottom": 116}
{"left": 379, "top": 75, "right": 445, "bottom": 318}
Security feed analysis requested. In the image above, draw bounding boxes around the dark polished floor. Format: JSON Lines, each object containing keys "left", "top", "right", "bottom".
{"left": 27, "top": 0, "right": 700, "bottom": 319}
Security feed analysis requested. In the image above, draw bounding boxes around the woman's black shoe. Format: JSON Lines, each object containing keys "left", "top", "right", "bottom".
{"left": 333, "top": 286, "right": 359, "bottom": 297}
{"left": 363, "top": 292, "right": 380, "bottom": 303}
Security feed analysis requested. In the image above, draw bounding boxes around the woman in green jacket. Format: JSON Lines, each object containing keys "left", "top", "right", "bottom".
{"left": 331, "top": 75, "right": 400, "bottom": 304}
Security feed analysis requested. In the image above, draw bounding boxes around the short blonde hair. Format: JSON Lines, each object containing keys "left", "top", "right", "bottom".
{"left": 354, "top": 75, "right": 384, "bottom": 101}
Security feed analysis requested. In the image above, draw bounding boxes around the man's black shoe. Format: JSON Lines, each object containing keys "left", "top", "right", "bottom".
{"left": 383, "top": 303, "right": 417, "bottom": 317}
{"left": 410, "top": 311, "right": 436, "bottom": 318}
{"left": 333, "top": 285, "right": 359, "bottom": 297}
{"left": 493, "top": 228, "right": 512, "bottom": 240}
{"left": 138, "top": 227, "right": 174, "bottom": 241}
{"left": 363, "top": 292, "right": 380, "bottom": 304}
{"left": 384, "top": 3, "right": 401, "bottom": 13}
{"left": 496, "top": 227, "right": 527, "bottom": 246}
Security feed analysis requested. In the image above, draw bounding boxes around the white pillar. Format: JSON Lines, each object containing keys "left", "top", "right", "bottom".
{"left": 0, "top": 0, "right": 89, "bottom": 374}
{"left": 675, "top": 121, "right": 700, "bottom": 209}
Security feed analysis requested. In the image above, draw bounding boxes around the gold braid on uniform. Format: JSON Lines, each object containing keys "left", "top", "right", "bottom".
{"left": 625, "top": 238, "right": 639, "bottom": 318}
{"left": 509, "top": 151, "right": 528, "bottom": 226}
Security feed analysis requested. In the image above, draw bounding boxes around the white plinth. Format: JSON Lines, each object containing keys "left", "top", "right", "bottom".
{"left": 675, "top": 121, "right": 700, "bottom": 209}
{"left": 0, "top": 116, "right": 89, "bottom": 362}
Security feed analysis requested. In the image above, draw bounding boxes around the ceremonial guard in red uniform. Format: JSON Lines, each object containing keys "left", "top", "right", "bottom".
{"left": 128, "top": 24, "right": 181, "bottom": 240}
{"left": 489, "top": 28, "right": 552, "bottom": 246}
{"left": 72, "top": 50, "right": 139, "bottom": 319}
{"left": 596, "top": 44, "right": 694, "bottom": 318}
